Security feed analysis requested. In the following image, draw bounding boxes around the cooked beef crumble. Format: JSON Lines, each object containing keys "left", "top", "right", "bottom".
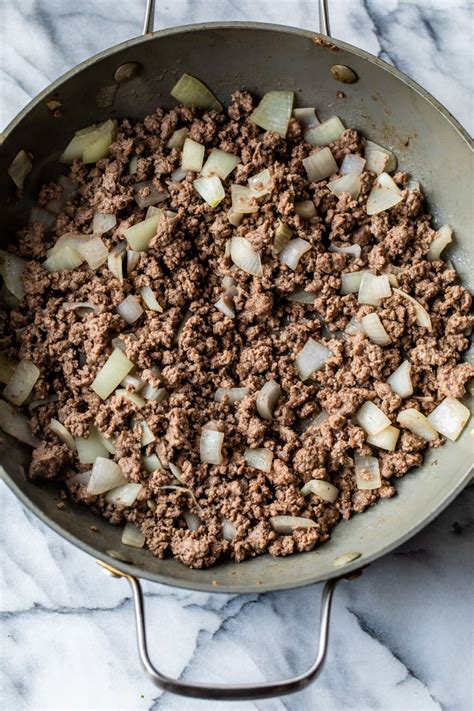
{"left": 1, "top": 90, "right": 473, "bottom": 568}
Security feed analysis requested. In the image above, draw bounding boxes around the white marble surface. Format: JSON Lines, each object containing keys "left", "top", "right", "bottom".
{"left": 1, "top": 1, "right": 473, "bottom": 709}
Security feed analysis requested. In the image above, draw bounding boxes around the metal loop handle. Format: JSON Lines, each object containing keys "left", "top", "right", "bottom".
{"left": 99, "top": 561, "right": 341, "bottom": 701}
{"left": 142, "top": 0, "right": 331, "bottom": 37}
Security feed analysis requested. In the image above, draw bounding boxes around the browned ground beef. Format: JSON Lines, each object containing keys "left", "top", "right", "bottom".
{"left": 2, "top": 90, "right": 473, "bottom": 568}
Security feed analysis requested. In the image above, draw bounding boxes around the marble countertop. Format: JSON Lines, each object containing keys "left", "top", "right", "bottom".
{"left": 1, "top": 2, "right": 472, "bottom": 710}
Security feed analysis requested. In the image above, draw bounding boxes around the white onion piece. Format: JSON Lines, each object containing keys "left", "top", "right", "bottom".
{"left": 270, "top": 515, "right": 317, "bottom": 534}
{"left": 222, "top": 517, "right": 237, "bottom": 541}
{"left": 200, "top": 427, "right": 224, "bottom": 465}
{"left": 45, "top": 176, "right": 76, "bottom": 213}
{"left": 273, "top": 222, "right": 293, "bottom": 254}
{"left": 142, "top": 454, "right": 162, "bottom": 473}
{"left": 91, "top": 348, "right": 134, "bottom": 400}
{"left": 49, "top": 418, "right": 76, "bottom": 451}
{"left": 201, "top": 148, "right": 240, "bottom": 180}
{"left": 43, "top": 245, "right": 83, "bottom": 273}
{"left": 364, "top": 140, "right": 397, "bottom": 174}
{"left": 328, "top": 173, "right": 361, "bottom": 199}
{"left": 141, "top": 385, "right": 168, "bottom": 403}
{"left": 344, "top": 317, "right": 365, "bottom": 336}
{"left": 393, "top": 288, "right": 432, "bottom": 331}
{"left": 396, "top": 408, "right": 438, "bottom": 441}
{"left": 98, "top": 431, "right": 116, "bottom": 455}
{"left": 115, "top": 388, "right": 146, "bottom": 408}
{"left": 361, "top": 313, "right": 392, "bottom": 346}
{"left": 87, "top": 457, "right": 126, "bottom": 495}
{"left": 169, "top": 462, "right": 183, "bottom": 482}
{"left": 140, "top": 286, "right": 163, "bottom": 313}
{"left": 427, "top": 225, "right": 452, "bottom": 260}
{"left": 295, "top": 200, "right": 316, "bottom": 219}
{"left": 358, "top": 273, "right": 392, "bottom": 306}
{"left": 59, "top": 123, "right": 97, "bottom": 162}
{"left": 279, "top": 238, "right": 311, "bottom": 270}
{"left": 75, "top": 427, "right": 110, "bottom": 464}
{"left": 231, "top": 184, "right": 258, "bottom": 214}
{"left": 329, "top": 243, "right": 361, "bottom": 258}
{"left": 300, "top": 479, "right": 339, "bottom": 502}
{"left": 386, "top": 272, "right": 399, "bottom": 287}
{"left": 287, "top": 288, "right": 316, "bottom": 304}
{"left": 0, "top": 399, "right": 40, "bottom": 447}
{"left": 230, "top": 236, "right": 262, "bottom": 276}
{"left": 170, "top": 73, "right": 222, "bottom": 111}
{"left": 366, "top": 172, "right": 402, "bottom": 215}
{"left": 296, "top": 338, "right": 332, "bottom": 380}
{"left": 340, "top": 154, "right": 366, "bottom": 175}
{"left": 136, "top": 419, "right": 155, "bottom": 447}
{"left": 248, "top": 169, "right": 272, "bottom": 197}
{"left": 107, "top": 242, "right": 126, "bottom": 281}
{"left": 215, "top": 387, "right": 249, "bottom": 403}
{"left": 3, "top": 359, "right": 40, "bottom": 406}
{"left": 256, "top": 380, "right": 281, "bottom": 420}
{"left": 185, "top": 512, "right": 202, "bottom": 531}
{"left": 250, "top": 91, "right": 294, "bottom": 137}
{"left": 82, "top": 120, "right": 117, "bottom": 164}
{"left": 8, "top": 149, "right": 32, "bottom": 188}
{"left": 340, "top": 270, "right": 375, "bottom": 295}
{"left": 120, "top": 374, "right": 144, "bottom": 391}
{"left": 117, "top": 295, "right": 143, "bottom": 324}
{"left": 78, "top": 237, "right": 108, "bottom": 269}
{"left": 168, "top": 127, "right": 189, "bottom": 150}
{"left": 63, "top": 301, "right": 98, "bottom": 314}
{"left": 92, "top": 211, "right": 116, "bottom": 235}
{"left": 126, "top": 250, "right": 140, "bottom": 275}
{"left": 66, "top": 471, "right": 92, "bottom": 488}
{"left": 124, "top": 214, "right": 160, "bottom": 252}
{"left": 227, "top": 209, "right": 244, "bottom": 227}
{"left": 293, "top": 107, "right": 319, "bottom": 130}
{"left": 354, "top": 454, "right": 381, "bottom": 490}
{"left": 303, "top": 147, "right": 338, "bottom": 182}
{"left": 244, "top": 447, "right": 273, "bottom": 473}
{"left": 427, "top": 397, "right": 470, "bottom": 441}
{"left": 367, "top": 425, "right": 400, "bottom": 451}
{"left": 121, "top": 522, "right": 146, "bottom": 548}
{"left": 105, "top": 482, "right": 142, "bottom": 506}
{"left": 0, "top": 354, "right": 17, "bottom": 385}
{"left": 222, "top": 275, "right": 238, "bottom": 295}
{"left": 354, "top": 401, "right": 391, "bottom": 435}
{"left": 387, "top": 360, "right": 413, "bottom": 398}
{"left": 215, "top": 295, "right": 235, "bottom": 318}
{"left": 0, "top": 251, "right": 25, "bottom": 300}
{"left": 170, "top": 167, "right": 187, "bottom": 182}
{"left": 128, "top": 155, "right": 138, "bottom": 175}
{"left": 133, "top": 181, "right": 168, "bottom": 208}
{"left": 29, "top": 206, "right": 56, "bottom": 229}
{"left": 182, "top": 138, "right": 205, "bottom": 172}
{"left": 305, "top": 116, "right": 345, "bottom": 146}
{"left": 193, "top": 175, "right": 225, "bottom": 207}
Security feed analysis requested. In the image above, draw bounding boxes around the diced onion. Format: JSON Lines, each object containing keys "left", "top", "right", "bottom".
{"left": 120, "top": 374, "right": 144, "bottom": 391}
{"left": 354, "top": 401, "right": 391, "bottom": 435}
{"left": 200, "top": 427, "right": 224, "bottom": 465}
{"left": 340, "top": 270, "right": 374, "bottom": 295}
{"left": 230, "top": 236, "right": 262, "bottom": 277}
{"left": 201, "top": 148, "right": 240, "bottom": 180}
{"left": 92, "top": 211, "right": 116, "bottom": 235}
{"left": 227, "top": 209, "right": 243, "bottom": 227}
{"left": 107, "top": 242, "right": 126, "bottom": 281}
{"left": 354, "top": 453, "right": 381, "bottom": 490}
{"left": 170, "top": 167, "right": 187, "bottom": 183}
{"left": 49, "top": 418, "right": 76, "bottom": 451}
{"left": 91, "top": 348, "right": 134, "bottom": 400}
{"left": 367, "top": 425, "right": 400, "bottom": 451}
{"left": 364, "top": 140, "right": 397, "bottom": 174}
{"left": 4, "top": 359, "right": 40, "bottom": 406}
{"left": 0, "top": 250, "right": 25, "bottom": 300}
{"left": 141, "top": 384, "right": 168, "bottom": 403}
{"left": 361, "top": 313, "right": 392, "bottom": 346}
{"left": 295, "top": 200, "right": 316, "bottom": 219}
{"left": 182, "top": 138, "right": 205, "bottom": 172}
{"left": 193, "top": 175, "right": 225, "bottom": 207}
{"left": 124, "top": 214, "right": 160, "bottom": 252}
{"left": 270, "top": 515, "right": 317, "bottom": 534}
{"left": 142, "top": 454, "right": 162, "bottom": 473}
{"left": 81, "top": 120, "right": 117, "bottom": 164}
{"left": 29, "top": 206, "right": 56, "bottom": 230}
{"left": 340, "top": 154, "right": 366, "bottom": 175}
{"left": 344, "top": 317, "right": 365, "bottom": 336}
{"left": 427, "top": 225, "right": 452, "bottom": 260}
{"left": 387, "top": 360, "right": 413, "bottom": 398}
{"left": 393, "top": 288, "right": 432, "bottom": 331}
{"left": 256, "top": 380, "right": 281, "bottom": 420}
{"left": 248, "top": 169, "right": 272, "bottom": 198}
{"left": 105, "top": 482, "right": 142, "bottom": 506}
{"left": 115, "top": 388, "right": 146, "bottom": 409}
{"left": 8, "top": 149, "right": 32, "bottom": 189}
{"left": 126, "top": 250, "right": 141, "bottom": 274}
{"left": 427, "top": 397, "right": 470, "bottom": 441}
{"left": 222, "top": 275, "right": 238, "bottom": 295}
{"left": 303, "top": 147, "right": 338, "bottom": 182}
{"left": 287, "top": 288, "right": 316, "bottom": 304}
{"left": 329, "top": 243, "right": 361, "bottom": 258}
{"left": 293, "top": 107, "right": 319, "bottom": 130}
{"left": 75, "top": 426, "right": 110, "bottom": 464}
{"left": 0, "top": 399, "right": 40, "bottom": 447}
{"left": 250, "top": 91, "right": 294, "bottom": 138}
{"left": 87, "top": 457, "right": 126, "bottom": 495}
{"left": 396, "top": 408, "right": 438, "bottom": 441}
{"left": 78, "top": 237, "right": 109, "bottom": 269}
{"left": 117, "top": 295, "right": 143, "bottom": 324}
{"left": 121, "top": 522, "right": 146, "bottom": 548}
{"left": 328, "top": 173, "right": 361, "bottom": 199}
{"left": 98, "top": 431, "right": 116, "bottom": 455}
{"left": 170, "top": 73, "right": 222, "bottom": 111}
{"left": 279, "top": 238, "right": 311, "bottom": 270}
{"left": 300, "top": 479, "right": 339, "bottom": 502}
{"left": 215, "top": 387, "right": 249, "bottom": 403}
{"left": 215, "top": 295, "right": 235, "bottom": 318}
{"left": 230, "top": 184, "right": 258, "bottom": 214}
{"left": 185, "top": 512, "right": 202, "bottom": 531}
{"left": 66, "top": 471, "right": 92, "bottom": 488}
{"left": 167, "top": 127, "right": 189, "bottom": 150}
{"left": 140, "top": 286, "right": 163, "bottom": 313}
{"left": 133, "top": 181, "right": 168, "bottom": 209}
{"left": 43, "top": 244, "right": 83, "bottom": 273}
{"left": 128, "top": 155, "right": 138, "bottom": 175}
{"left": 358, "top": 273, "right": 391, "bottom": 306}
{"left": 305, "top": 116, "right": 345, "bottom": 146}
{"left": 169, "top": 462, "right": 183, "bottom": 482}
{"left": 222, "top": 517, "right": 237, "bottom": 541}
{"left": 135, "top": 419, "right": 155, "bottom": 447}
{"left": 295, "top": 338, "right": 332, "bottom": 380}
{"left": 273, "top": 222, "right": 293, "bottom": 254}
{"left": 244, "top": 447, "right": 273, "bottom": 473}
{"left": 366, "top": 172, "right": 402, "bottom": 215}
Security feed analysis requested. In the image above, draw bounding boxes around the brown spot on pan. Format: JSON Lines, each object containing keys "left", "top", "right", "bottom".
{"left": 313, "top": 36, "right": 340, "bottom": 51}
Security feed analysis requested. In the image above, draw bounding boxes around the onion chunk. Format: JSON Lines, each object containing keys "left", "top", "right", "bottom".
{"left": 230, "top": 236, "right": 262, "bottom": 277}
{"left": 279, "top": 238, "right": 311, "bottom": 270}
{"left": 193, "top": 175, "right": 225, "bottom": 207}
{"left": 124, "top": 214, "right": 160, "bottom": 252}
{"left": 250, "top": 91, "right": 294, "bottom": 138}
{"left": 87, "top": 457, "right": 126, "bottom": 495}
{"left": 0, "top": 399, "right": 40, "bottom": 447}
{"left": 354, "top": 401, "right": 391, "bottom": 435}
{"left": 393, "top": 288, "right": 432, "bottom": 331}
{"left": 3, "top": 359, "right": 40, "bottom": 406}
{"left": 182, "top": 138, "right": 205, "bottom": 172}
{"left": 256, "top": 380, "right": 281, "bottom": 420}
{"left": 354, "top": 454, "right": 381, "bottom": 490}
{"left": 366, "top": 425, "right": 400, "bottom": 451}
{"left": 300, "top": 479, "right": 339, "bottom": 502}
{"left": 121, "top": 522, "right": 146, "bottom": 548}
{"left": 295, "top": 338, "right": 332, "bottom": 380}
{"left": 8, "top": 149, "right": 32, "bottom": 189}
{"left": 427, "top": 225, "right": 452, "bottom": 260}
{"left": 305, "top": 116, "right": 345, "bottom": 146}
{"left": 427, "top": 397, "right": 470, "bottom": 441}
{"left": 91, "top": 348, "right": 134, "bottom": 400}
{"left": 201, "top": 148, "right": 240, "bottom": 180}
{"left": 171, "top": 73, "right": 222, "bottom": 111}
{"left": 303, "top": 147, "right": 338, "bottom": 182}
{"left": 362, "top": 313, "right": 392, "bottom": 346}
{"left": 215, "top": 387, "right": 249, "bottom": 403}
{"left": 366, "top": 172, "right": 402, "bottom": 215}
{"left": 387, "top": 360, "right": 413, "bottom": 398}
{"left": 200, "top": 427, "right": 224, "bottom": 465}
{"left": 270, "top": 515, "right": 317, "bottom": 534}
{"left": 244, "top": 447, "right": 273, "bottom": 473}
{"left": 397, "top": 408, "right": 437, "bottom": 441}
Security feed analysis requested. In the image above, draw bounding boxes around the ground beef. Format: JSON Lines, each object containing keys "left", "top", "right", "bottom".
{"left": 1, "top": 89, "right": 472, "bottom": 569}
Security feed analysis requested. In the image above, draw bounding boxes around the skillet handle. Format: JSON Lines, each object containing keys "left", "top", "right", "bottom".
{"left": 142, "top": 0, "right": 332, "bottom": 37}
{"left": 98, "top": 560, "right": 341, "bottom": 701}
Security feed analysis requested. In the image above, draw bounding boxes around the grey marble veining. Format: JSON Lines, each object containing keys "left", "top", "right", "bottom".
{"left": 0, "top": 1, "right": 473, "bottom": 710}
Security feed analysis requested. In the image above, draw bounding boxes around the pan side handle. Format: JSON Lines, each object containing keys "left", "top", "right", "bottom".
{"left": 98, "top": 560, "right": 341, "bottom": 701}
{"left": 142, "top": 0, "right": 331, "bottom": 37}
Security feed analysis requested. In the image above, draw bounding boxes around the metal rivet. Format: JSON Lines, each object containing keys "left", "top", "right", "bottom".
{"left": 114, "top": 62, "right": 141, "bottom": 83}
{"left": 333, "top": 551, "right": 361, "bottom": 567}
{"left": 330, "top": 64, "right": 358, "bottom": 84}
{"left": 106, "top": 548, "right": 133, "bottom": 564}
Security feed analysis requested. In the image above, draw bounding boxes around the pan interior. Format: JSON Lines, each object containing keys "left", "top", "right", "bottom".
{"left": 0, "top": 24, "right": 472, "bottom": 593}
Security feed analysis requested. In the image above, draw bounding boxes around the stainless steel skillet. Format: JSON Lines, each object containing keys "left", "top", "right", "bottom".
{"left": 0, "top": 0, "right": 472, "bottom": 701}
